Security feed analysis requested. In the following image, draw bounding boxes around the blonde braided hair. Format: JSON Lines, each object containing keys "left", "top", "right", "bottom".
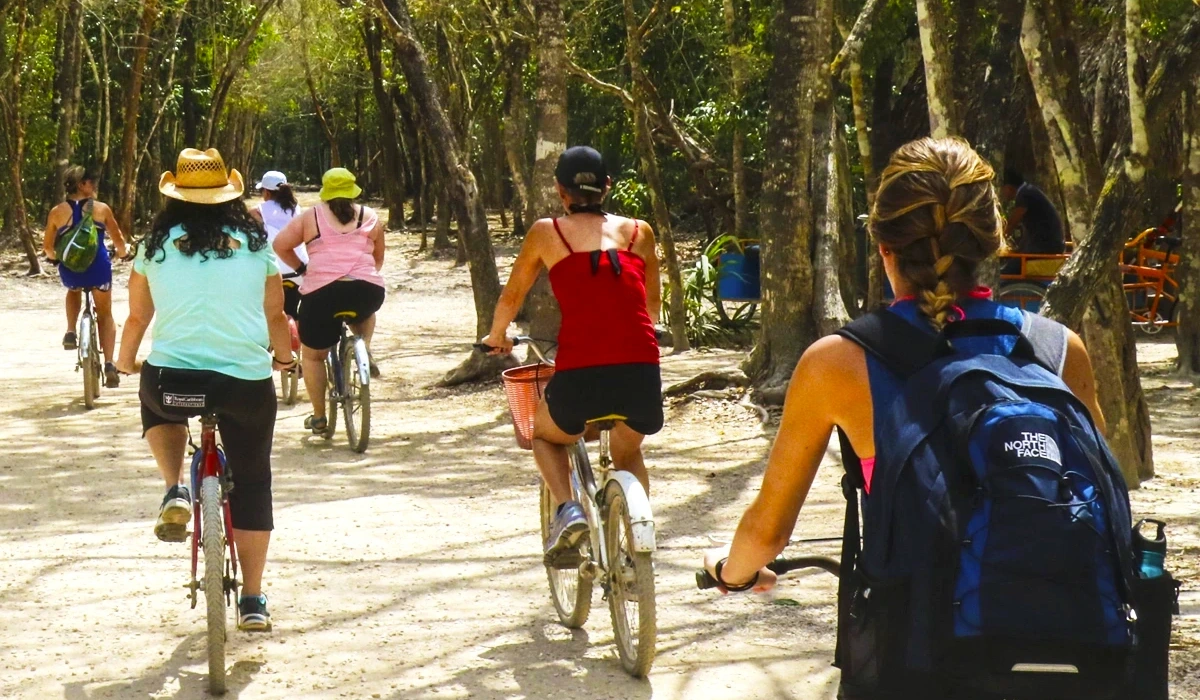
{"left": 870, "top": 137, "right": 1004, "bottom": 330}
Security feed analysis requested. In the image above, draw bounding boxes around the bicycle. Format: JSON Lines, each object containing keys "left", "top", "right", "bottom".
{"left": 487, "top": 337, "right": 658, "bottom": 677}
{"left": 184, "top": 412, "right": 239, "bottom": 696}
{"left": 316, "top": 311, "right": 370, "bottom": 453}
{"left": 695, "top": 555, "right": 841, "bottom": 590}
{"left": 76, "top": 286, "right": 103, "bottom": 409}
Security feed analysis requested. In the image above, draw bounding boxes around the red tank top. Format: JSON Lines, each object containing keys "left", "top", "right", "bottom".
{"left": 547, "top": 218, "right": 660, "bottom": 370}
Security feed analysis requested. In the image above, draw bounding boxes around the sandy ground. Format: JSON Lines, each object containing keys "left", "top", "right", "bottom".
{"left": 0, "top": 203, "right": 1196, "bottom": 699}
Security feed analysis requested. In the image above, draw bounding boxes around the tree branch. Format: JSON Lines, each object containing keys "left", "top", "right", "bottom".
{"left": 639, "top": 0, "right": 668, "bottom": 40}
{"left": 566, "top": 58, "right": 634, "bottom": 108}
{"left": 830, "top": 0, "right": 884, "bottom": 75}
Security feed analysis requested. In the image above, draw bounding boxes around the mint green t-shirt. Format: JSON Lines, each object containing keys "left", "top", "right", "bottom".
{"left": 134, "top": 225, "right": 279, "bottom": 380}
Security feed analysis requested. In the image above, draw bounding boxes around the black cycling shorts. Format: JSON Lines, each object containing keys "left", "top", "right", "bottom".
{"left": 544, "top": 363, "right": 663, "bottom": 436}
{"left": 297, "top": 279, "right": 385, "bottom": 350}
{"left": 282, "top": 279, "right": 301, "bottom": 318}
{"left": 139, "top": 363, "right": 277, "bottom": 531}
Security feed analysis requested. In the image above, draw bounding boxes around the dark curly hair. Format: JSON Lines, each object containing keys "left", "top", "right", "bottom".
{"left": 142, "top": 199, "right": 267, "bottom": 263}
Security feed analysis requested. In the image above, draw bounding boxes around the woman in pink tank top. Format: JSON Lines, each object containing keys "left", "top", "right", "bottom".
{"left": 274, "top": 168, "right": 386, "bottom": 435}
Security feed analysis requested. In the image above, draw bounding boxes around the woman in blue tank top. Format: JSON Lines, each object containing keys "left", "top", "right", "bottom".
{"left": 703, "top": 138, "right": 1105, "bottom": 600}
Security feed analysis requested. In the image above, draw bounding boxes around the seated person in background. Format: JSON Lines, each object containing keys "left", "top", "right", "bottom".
{"left": 1001, "top": 168, "right": 1066, "bottom": 255}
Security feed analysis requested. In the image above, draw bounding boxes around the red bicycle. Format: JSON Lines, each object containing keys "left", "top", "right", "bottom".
{"left": 185, "top": 412, "right": 239, "bottom": 695}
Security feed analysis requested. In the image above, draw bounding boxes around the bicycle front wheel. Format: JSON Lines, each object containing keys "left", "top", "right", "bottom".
{"left": 342, "top": 340, "right": 370, "bottom": 453}
{"left": 81, "top": 314, "right": 98, "bottom": 409}
{"left": 540, "top": 481, "right": 592, "bottom": 628}
{"left": 280, "top": 367, "right": 298, "bottom": 405}
{"left": 201, "top": 475, "right": 227, "bottom": 694}
{"left": 324, "top": 353, "right": 339, "bottom": 439}
{"left": 603, "top": 480, "right": 656, "bottom": 677}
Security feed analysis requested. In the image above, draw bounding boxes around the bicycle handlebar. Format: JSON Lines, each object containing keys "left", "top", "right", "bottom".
{"left": 695, "top": 556, "right": 841, "bottom": 590}
{"left": 473, "top": 336, "right": 556, "bottom": 365}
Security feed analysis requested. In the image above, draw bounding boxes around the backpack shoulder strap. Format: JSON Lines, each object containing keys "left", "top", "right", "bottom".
{"left": 835, "top": 308, "right": 947, "bottom": 378}
{"left": 1021, "top": 311, "right": 1069, "bottom": 377}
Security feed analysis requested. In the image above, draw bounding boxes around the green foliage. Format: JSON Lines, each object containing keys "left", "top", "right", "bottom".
{"left": 662, "top": 234, "right": 759, "bottom": 347}
{"left": 610, "top": 172, "right": 651, "bottom": 218}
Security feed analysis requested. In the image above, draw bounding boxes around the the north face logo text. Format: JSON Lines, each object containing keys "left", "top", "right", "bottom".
{"left": 1003, "top": 432, "right": 1061, "bottom": 464}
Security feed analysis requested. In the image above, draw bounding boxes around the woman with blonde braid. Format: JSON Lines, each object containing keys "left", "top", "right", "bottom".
{"left": 703, "top": 138, "right": 1106, "bottom": 684}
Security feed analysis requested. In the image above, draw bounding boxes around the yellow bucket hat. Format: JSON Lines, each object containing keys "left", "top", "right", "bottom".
{"left": 320, "top": 168, "right": 362, "bottom": 201}
{"left": 158, "top": 148, "right": 244, "bottom": 204}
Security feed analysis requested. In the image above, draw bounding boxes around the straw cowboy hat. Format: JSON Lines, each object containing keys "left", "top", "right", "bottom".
{"left": 158, "top": 148, "right": 245, "bottom": 204}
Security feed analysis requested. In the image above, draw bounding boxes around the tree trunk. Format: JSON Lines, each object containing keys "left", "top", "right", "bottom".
{"left": 526, "top": 0, "right": 569, "bottom": 343}
{"left": 301, "top": 9, "right": 340, "bottom": 168}
{"left": 815, "top": 109, "right": 852, "bottom": 336}
{"left": 724, "top": 0, "right": 748, "bottom": 239}
{"left": 1178, "top": 78, "right": 1200, "bottom": 376}
{"left": 624, "top": 0, "right": 689, "bottom": 352}
{"left": 501, "top": 42, "right": 531, "bottom": 235}
{"left": 377, "top": 0, "right": 506, "bottom": 384}
{"left": 847, "top": 59, "right": 880, "bottom": 309}
{"left": 743, "top": 0, "right": 818, "bottom": 400}
{"left": 915, "top": 0, "right": 959, "bottom": 137}
{"left": 203, "top": 0, "right": 283, "bottom": 147}
{"left": 434, "top": 189, "right": 453, "bottom": 250}
{"left": 1124, "top": 0, "right": 1149, "bottom": 181}
{"left": 180, "top": 9, "right": 198, "bottom": 147}
{"left": 363, "top": 18, "right": 406, "bottom": 226}
{"left": 50, "top": 0, "right": 84, "bottom": 204}
{"left": 117, "top": 0, "right": 159, "bottom": 236}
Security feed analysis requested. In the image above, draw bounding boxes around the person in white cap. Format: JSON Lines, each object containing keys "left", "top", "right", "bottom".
{"left": 250, "top": 170, "right": 306, "bottom": 318}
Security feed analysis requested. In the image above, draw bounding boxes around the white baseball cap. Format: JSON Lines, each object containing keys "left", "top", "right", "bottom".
{"left": 256, "top": 171, "right": 287, "bottom": 191}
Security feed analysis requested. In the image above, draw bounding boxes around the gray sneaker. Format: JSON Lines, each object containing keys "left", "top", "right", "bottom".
{"left": 154, "top": 485, "right": 191, "bottom": 542}
{"left": 544, "top": 501, "right": 588, "bottom": 569}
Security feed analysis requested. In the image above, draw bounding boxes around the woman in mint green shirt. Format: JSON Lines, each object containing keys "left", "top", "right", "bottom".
{"left": 117, "top": 148, "right": 293, "bottom": 632}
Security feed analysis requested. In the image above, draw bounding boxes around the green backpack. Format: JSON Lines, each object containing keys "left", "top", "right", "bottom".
{"left": 55, "top": 199, "right": 101, "bottom": 273}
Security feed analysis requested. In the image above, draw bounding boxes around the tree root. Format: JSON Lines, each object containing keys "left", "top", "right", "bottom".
{"left": 662, "top": 368, "right": 749, "bottom": 397}
{"left": 437, "top": 351, "right": 518, "bottom": 387}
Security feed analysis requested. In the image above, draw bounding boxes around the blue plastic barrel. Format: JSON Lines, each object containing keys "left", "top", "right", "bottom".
{"left": 717, "top": 245, "right": 761, "bottom": 301}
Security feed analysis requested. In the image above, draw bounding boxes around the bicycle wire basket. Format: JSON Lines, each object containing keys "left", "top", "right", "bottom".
{"left": 501, "top": 363, "right": 554, "bottom": 450}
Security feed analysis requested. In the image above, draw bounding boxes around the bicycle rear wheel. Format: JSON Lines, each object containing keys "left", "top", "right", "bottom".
{"left": 603, "top": 480, "right": 656, "bottom": 677}
{"left": 342, "top": 339, "right": 370, "bottom": 453}
{"left": 201, "top": 475, "right": 227, "bottom": 694}
{"left": 81, "top": 313, "right": 99, "bottom": 409}
{"left": 279, "top": 367, "right": 298, "bottom": 405}
{"left": 540, "top": 480, "right": 592, "bottom": 628}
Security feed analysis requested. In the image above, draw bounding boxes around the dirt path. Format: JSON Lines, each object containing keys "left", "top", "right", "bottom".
{"left": 0, "top": 208, "right": 1196, "bottom": 699}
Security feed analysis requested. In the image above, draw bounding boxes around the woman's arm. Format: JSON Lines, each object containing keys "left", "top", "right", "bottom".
{"left": 249, "top": 206, "right": 263, "bottom": 225}
{"left": 273, "top": 214, "right": 307, "bottom": 271}
{"left": 482, "top": 222, "right": 549, "bottom": 351}
{"left": 635, "top": 221, "right": 662, "bottom": 323}
{"left": 1061, "top": 329, "right": 1107, "bottom": 436}
{"left": 264, "top": 273, "right": 293, "bottom": 366}
{"left": 372, "top": 219, "right": 385, "bottom": 270}
{"left": 117, "top": 270, "right": 154, "bottom": 373}
{"left": 706, "top": 337, "right": 854, "bottom": 590}
{"left": 42, "top": 207, "right": 61, "bottom": 260}
{"left": 99, "top": 202, "right": 129, "bottom": 259}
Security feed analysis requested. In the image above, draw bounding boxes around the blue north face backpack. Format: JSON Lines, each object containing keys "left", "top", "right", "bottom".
{"left": 832, "top": 309, "right": 1146, "bottom": 700}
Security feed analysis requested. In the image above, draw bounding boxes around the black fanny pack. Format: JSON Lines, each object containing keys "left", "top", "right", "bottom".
{"left": 155, "top": 367, "right": 226, "bottom": 416}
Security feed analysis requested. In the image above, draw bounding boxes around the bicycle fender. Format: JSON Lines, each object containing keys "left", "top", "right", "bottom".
{"left": 353, "top": 338, "right": 371, "bottom": 386}
{"left": 610, "top": 470, "right": 656, "bottom": 553}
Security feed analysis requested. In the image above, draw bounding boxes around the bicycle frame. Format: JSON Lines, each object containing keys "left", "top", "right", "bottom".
{"left": 188, "top": 415, "right": 239, "bottom": 609}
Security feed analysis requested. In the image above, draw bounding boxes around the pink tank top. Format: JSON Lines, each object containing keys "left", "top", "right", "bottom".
{"left": 300, "top": 204, "right": 385, "bottom": 294}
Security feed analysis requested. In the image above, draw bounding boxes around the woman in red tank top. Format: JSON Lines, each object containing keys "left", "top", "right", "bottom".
{"left": 482, "top": 146, "right": 664, "bottom": 566}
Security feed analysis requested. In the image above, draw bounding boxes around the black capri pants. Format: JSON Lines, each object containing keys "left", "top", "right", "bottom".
{"left": 139, "top": 363, "right": 277, "bottom": 531}
{"left": 297, "top": 279, "right": 385, "bottom": 350}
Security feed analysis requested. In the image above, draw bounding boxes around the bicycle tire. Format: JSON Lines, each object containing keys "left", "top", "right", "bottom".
{"left": 996, "top": 282, "right": 1047, "bottom": 313}
{"left": 279, "top": 367, "right": 297, "bottom": 405}
{"left": 343, "top": 340, "right": 370, "bottom": 453}
{"left": 540, "top": 480, "right": 592, "bottom": 628}
{"left": 603, "top": 480, "right": 656, "bottom": 677}
{"left": 201, "top": 475, "right": 227, "bottom": 695}
{"left": 81, "top": 313, "right": 98, "bottom": 409}
{"left": 324, "top": 353, "right": 339, "bottom": 439}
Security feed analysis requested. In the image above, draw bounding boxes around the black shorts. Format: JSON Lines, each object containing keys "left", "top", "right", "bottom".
{"left": 544, "top": 363, "right": 663, "bottom": 436}
{"left": 282, "top": 279, "right": 301, "bottom": 318}
{"left": 297, "top": 280, "right": 385, "bottom": 349}
{"left": 139, "top": 363, "right": 277, "bottom": 531}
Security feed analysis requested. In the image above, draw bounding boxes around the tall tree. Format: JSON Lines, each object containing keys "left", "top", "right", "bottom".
{"left": 744, "top": 0, "right": 820, "bottom": 398}
{"left": 202, "top": 0, "right": 284, "bottom": 147}
{"left": 50, "top": 0, "right": 84, "bottom": 204}
{"left": 916, "top": 0, "right": 958, "bottom": 137}
{"left": 377, "top": 0, "right": 507, "bottom": 384}
{"left": 363, "top": 18, "right": 407, "bottom": 226}
{"left": 623, "top": 0, "right": 690, "bottom": 351}
{"left": 724, "top": 0, "right": 748, "bottom": 240}
{"left": 0, "top": 0, "right": 39, "bottom": 273}
{"left": 1177, "top": 77, "right": 1200, "bottom": 376}
{"left": 116, "top": 0, "right": 159, "bottom": 235}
